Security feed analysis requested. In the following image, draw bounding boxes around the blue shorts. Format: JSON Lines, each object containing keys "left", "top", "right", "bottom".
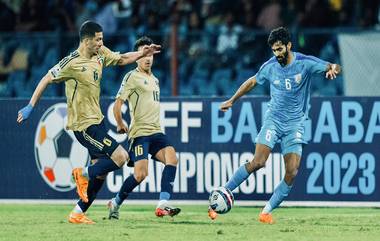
{"left": 74, "top": 120, "right": 119, "bottom": 160}
{"left": 255, "top": 118, "right": 306, "bottom": 156}
{"left": 128, "top": 133, "right": 172, "bottom": 165}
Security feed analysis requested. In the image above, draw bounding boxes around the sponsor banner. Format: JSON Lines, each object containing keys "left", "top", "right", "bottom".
{"left": 1, "top": 97, "right": 379, "bottom": 203}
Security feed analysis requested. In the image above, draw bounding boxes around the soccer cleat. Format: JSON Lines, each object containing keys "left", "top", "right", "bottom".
{"left": 107, "top": 198, "right": 120, "bottom": 220}
{"left": 259, "top": 212, "right": 275, "bottom": 224}
{"left": 72, "top": 168, "right": 89, "bottom": 203}
{"left": 208, "top": 207, "right": 218, "bottom": 220}
{"left": 155, "top": 205, "right": 181, "bottom": 217}
{"left": 68, "top": 211, "right": 95, "bottom": 224}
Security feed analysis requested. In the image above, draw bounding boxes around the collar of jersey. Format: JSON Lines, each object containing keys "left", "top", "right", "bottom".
{"left": 277, "top": 52, "right": 296, "bottom": 70}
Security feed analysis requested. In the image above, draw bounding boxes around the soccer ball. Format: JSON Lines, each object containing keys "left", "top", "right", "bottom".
{"left": 209, "top": 187, "right": 234, "bottom": 214}
{"left": 34, "top": 103, "right": 89, "bottom": 192}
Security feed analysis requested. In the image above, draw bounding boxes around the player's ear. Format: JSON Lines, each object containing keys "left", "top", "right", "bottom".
{"left": 287, "top": 42, "right": 292, "bottom": 51}
{"left": 83, "top": 37, "right": 90, "bottom": 46}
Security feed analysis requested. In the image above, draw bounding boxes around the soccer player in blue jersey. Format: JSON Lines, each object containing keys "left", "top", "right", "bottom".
{"left": 210, "top": 27, "right": 341, "bottom": 224}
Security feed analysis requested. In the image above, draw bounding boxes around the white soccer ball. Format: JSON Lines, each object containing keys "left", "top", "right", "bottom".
{"left": 34, "top": 103, "right": 89, "bottom": 192}
{"left": 209, "top": 187, "right": 234, "bottom": 214}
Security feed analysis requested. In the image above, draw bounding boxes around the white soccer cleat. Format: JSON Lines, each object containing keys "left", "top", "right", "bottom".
{"left": 107, "top": 198, "right": 120, "bottom": 220}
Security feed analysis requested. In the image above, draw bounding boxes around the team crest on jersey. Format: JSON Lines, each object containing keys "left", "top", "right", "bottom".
{"left": 97, "top": 56, "right": 104, "bottom": 66}
{"left": 295, "top": 73, "right": 302, "bottom": 84}
{"left": 81, "top": 67, "right": 87, "bottom": 72}
{"left": 144, "top": 80, "right": 148, "bottom": 85}
{"left": 273, "top": 79, "right": 280, "bottom": 85}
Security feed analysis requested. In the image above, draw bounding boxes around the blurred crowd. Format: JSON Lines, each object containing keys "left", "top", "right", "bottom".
{"left": 0, "top": 0, "right": 379, "bottom": 97}
{"left": 1, "top": 0, "right": 379, "bottom": 32}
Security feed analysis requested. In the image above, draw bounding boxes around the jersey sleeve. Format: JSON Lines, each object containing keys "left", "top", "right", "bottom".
{"left": 116, "top": 72, "right": 135, "bottom": 101}
{"left": 255, "top": 60, "right": 272, "bottom": 85}
{"left": 303, "top": 55, "right": 329, "bottom": 74}
{"left": 48, "top": 58, "right": 73, "bottom": 83}
{"left": 100, "top": 46, "right": 121, "bottom": 67}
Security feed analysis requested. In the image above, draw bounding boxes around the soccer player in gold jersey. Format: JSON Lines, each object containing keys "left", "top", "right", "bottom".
{"left": 107, "top": 36, "right": 180, "bottom": 219}
{"left": 17, "top": 21, "right": 161, "bottom": 224}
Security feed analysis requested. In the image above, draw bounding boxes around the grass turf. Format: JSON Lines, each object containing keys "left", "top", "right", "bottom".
{"left": 0, "top": 204, "right": 379, "bottom": 241}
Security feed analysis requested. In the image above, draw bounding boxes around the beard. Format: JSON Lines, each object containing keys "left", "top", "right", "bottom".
{"left": 276, "top": 50, "right": 289, "bottom": 67}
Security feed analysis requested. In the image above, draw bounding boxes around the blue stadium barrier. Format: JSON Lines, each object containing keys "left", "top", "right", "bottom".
{"left": 1, "top": 97, "right": 379, "bottom": 205}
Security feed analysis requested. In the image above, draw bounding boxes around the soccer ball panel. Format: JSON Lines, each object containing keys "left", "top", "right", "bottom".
{"left": 63, "top": 116, "right": 76, "bottom": 140}
{"left": 37, "top": 138, "right": 57, "bottom": 168}
{"left": 38, "top": 125, "right": 47, "bottom": 145}
{"left": 70, "top": 141, "right": 89, "bottom": 168}
{"left": 209, "top": 187, "right": 234, "bottom": 214}
{"left": 53, "top": 157, "right": 74, "bottom": 188}
{"left": 44, "top": 109, "right": 64, "bottom": 139}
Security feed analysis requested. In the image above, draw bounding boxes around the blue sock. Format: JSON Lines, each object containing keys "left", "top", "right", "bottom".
{"left": 262, "top": 179, "right": 292, "bottom": 213}
{"left": 77, "top": 178, "right": 105, "bottom": 212}
{"left": 88, "top": 157, "right": 119, "bottom": 179}
{"left": 115, "top": 175, "right": 140, "bottom": 205}
{"left": 159, "top": 165, "right": 177, "bottom": 201}
{"left": 225, "top": 165, "right": 250, "bottom": 191}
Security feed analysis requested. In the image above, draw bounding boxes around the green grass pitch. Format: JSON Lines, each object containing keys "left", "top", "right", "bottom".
{"left": 0, "top": 204, "right": 379, "bottom": 241}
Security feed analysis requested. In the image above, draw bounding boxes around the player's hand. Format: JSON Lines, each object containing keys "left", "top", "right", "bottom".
{"left": 117, "top": 124, "right": 128, "bottom": 134}
{"left": 325, "top": 64, "right": 339, "bottom": 80}
{"left": 17, "top": 104, "right": 33, "bottom": 123}
{"left": 142, "top": 44, "right": 161, "bottom": 56}
{"left": 220, "top": 100, "right": 233, "bottom": 112}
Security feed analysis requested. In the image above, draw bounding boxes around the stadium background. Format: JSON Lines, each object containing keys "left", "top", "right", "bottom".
{"left": 1, "top": 0, "right": 380, "bottom": 206}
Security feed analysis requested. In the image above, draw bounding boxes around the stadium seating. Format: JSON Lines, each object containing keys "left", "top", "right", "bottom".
{"left": 0, "top": 30, "right": 345, "bottom": 98}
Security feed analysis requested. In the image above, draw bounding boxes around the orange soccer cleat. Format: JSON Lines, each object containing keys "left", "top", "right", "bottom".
{"left": 72, "top": 168, "right": 89, "bottom": 202}
{"left": 68, "top": 211, "right": 95, "bottom": 224}
{"left": 155, "top": 206, "right": 181, "bottom": 217}
{"left": 259, "top": 212, "right": 275, "bottom": 224}
{"left": 208, "top": 208, "right": 218, "bottom": 220}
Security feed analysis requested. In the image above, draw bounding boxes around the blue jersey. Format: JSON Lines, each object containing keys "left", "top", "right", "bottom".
{"left": 255, "top": 52, "right": 328, "bottom": 125}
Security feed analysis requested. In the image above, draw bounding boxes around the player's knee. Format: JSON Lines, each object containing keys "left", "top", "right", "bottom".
{"left": 285, "top": 168, "right": 299, "bottom": 180}
{"left": 253, "top": 156, "right": 267, "bottom": 169}
{"left": 112, "top": 148, "right": 128, "bottom": 167}
{"left": 120, "top": 150, "right": 129, "bottom": 165}
{"left": 134, "top": 170, "right": 148, "bottom": 183}
{"left": 166, "top": 155, "right": 178, "bottom": 166}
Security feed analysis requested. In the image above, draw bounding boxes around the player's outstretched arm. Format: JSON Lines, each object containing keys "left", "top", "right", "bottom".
{"left": 117, "top": 44, "right": 161, "bottom": 66}
{"left": 325, "top": 63, "right": 341, "bottom": 80}
{"left": 220, "top": 76, "right": 257, "bottom": 112}
{"left": 113, "top": 98, "right": 128, "bottom": 134}
{"left": 17, "top": 73, "right": 53, "bottom": 123}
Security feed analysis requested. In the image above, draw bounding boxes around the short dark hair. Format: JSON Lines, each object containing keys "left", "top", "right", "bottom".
{"left": 79, "top": 21, "right": 102, "bottom": 41}
{"left": 267, "top": 27, "right": 291, "bottom": 47}
{"left": 134, "top": 36, "right": 153, "bottom": 51}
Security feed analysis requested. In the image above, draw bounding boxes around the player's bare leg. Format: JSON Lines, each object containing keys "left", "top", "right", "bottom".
{"left": 108, "top": 159, "right": 147, "bottom": 219}
{"left": 283, "top": 153, "right": 301, "bottom": 185}
{"left": 154, "top": 146, "right": 181, "bottom": 217}
{"left": 259, "top": 152, "right": 301, "bottom": 224}
{"left": 245, "top": 144, "right": 272, "bottom": 173}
